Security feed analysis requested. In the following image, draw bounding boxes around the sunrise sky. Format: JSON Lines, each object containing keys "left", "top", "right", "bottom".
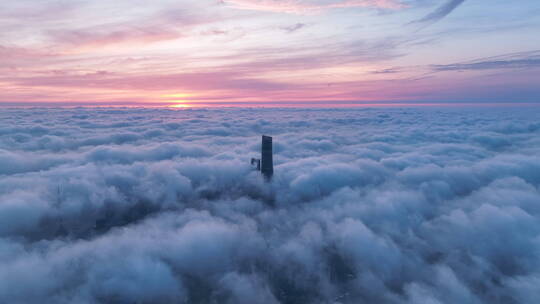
{"left": 1, "top": 0, "right": 539, "bottom": 106}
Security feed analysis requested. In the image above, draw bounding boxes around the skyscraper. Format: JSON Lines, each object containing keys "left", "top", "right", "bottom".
{"left": 261, "top": 135, "right": 274, "bottom": 181}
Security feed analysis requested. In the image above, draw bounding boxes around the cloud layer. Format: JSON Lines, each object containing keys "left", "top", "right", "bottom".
{"left": 1, "top": 107, "right": 540, "bottom": 303}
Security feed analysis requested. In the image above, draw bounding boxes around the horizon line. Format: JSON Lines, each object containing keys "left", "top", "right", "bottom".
{"left": 1, "top": 101, "right": 539, "bottom": 109}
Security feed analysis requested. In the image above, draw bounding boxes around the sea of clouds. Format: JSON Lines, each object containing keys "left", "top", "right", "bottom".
{"left": 0, "top": 106, "right": 539, "bottom": 304}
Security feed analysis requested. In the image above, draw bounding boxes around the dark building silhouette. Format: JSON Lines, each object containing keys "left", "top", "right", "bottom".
{"left": 251, "top": 135, "right": 274, "bottom": 181}
{"left": 251, "top": 158, "right": 261, "bottom": 171}
{"left": 261, "top": 135, "right": 273, "bottom": 180}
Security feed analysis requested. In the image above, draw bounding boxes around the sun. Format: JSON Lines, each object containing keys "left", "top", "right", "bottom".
{"left": 168, "top": 103, "right": 191, "bottom": 108}
{"left": 161, "top": 93, "right": 196, "bottom": 108}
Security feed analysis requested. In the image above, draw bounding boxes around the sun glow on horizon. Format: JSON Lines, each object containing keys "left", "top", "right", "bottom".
{"left": 167, "top": 102, "right": 193, "bottom": 108}
{"left": 161, "top": 93, "right": 195, "bottom": 99}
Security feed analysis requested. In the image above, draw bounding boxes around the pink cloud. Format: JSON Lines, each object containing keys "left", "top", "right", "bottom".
{"left": 0, "top": 45, "right": 60, "bottom": 70}
{"left": 221, "top": 0, "right": 405, "bottom": 13}
{"left": 49, "top": 27, "right": 182, "bottom": 51}
{"left": 0, "top": 66, "right": 417, "bottom": 105}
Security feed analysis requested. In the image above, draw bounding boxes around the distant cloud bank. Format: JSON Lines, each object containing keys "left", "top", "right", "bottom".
{"left": 0, "top": 107, "right": 539, "bottom": 303}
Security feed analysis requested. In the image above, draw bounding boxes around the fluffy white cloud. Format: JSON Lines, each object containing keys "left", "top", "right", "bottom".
{"left": 0, "top": 107, "right": 539, "bottom": 303}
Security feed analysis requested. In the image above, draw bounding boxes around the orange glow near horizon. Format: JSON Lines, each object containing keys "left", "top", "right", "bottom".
{"left": 168, "top": 103, "right": 193, "bottom": 108}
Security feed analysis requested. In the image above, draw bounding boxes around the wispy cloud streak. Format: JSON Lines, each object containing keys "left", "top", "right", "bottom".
{"left": 412, "top": 0, "right": 466, "bottom": 24}
{"left": 432, "top": 51, "right": 540, "bottom": 71}
{"left": 221, "top": 0, "right": 405, "bottom": 14}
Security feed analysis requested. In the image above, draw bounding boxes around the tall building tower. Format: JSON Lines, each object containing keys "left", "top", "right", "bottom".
{"left": 261, "top": 135, "right": 274, "bottom": 181}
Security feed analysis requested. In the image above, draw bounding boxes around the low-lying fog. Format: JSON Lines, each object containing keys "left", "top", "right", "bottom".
{"left": 1, "top": 107, "right": 539, "bottom": 303}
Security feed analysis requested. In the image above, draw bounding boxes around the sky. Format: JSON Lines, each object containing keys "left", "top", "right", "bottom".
{"left": 1, "top": 0, "right": 539, "bottom": 106}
